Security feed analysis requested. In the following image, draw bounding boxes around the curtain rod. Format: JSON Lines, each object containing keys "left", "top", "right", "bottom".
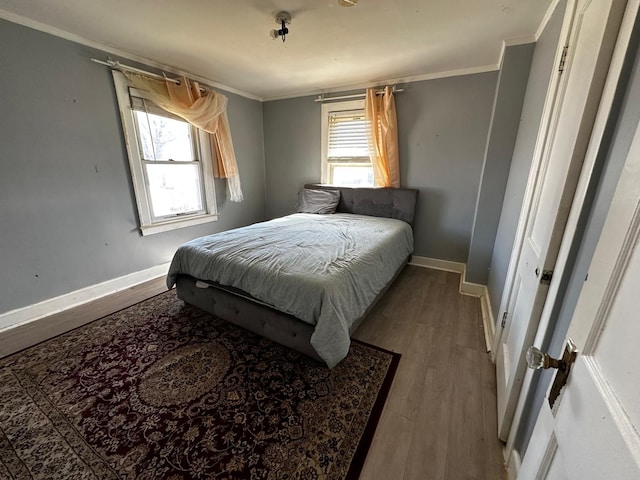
{"left": 91, "top": 58, "right": 185, "bottom": 85}
{"left": 93, "top": 57, "right": 403, "bottom": 101}
{"left": 314, "top": 86, "right": 404, "bottom": 103}
{"left": 92, "top": 57, "right": 210, "bottom": 94}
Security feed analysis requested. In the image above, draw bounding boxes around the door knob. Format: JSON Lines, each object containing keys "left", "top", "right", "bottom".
{"left": 526, "top": 339, "right": 578, "bottom": 408}
{"left": 526, "top": 345, "right": 565, "bottom": 370}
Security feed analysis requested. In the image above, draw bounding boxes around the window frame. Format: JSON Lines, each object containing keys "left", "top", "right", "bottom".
{"left": 320, "top": 99, "right": 373, "bottom": 186}
{"left": 112, "top": 71, "right": 217, "bottom": 236}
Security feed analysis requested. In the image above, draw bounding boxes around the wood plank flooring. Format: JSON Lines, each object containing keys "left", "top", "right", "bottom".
{"left": 353, "top": 265, "right": 505, "bottom": 480}
{"left": 0, "top": 265, "right": 505, "bottom": 479}
{"left": 0, "top": 277, "right": 167, "bottom": 358}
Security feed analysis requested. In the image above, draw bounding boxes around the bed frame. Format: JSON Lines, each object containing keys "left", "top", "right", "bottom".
{"left": 175, "top": 185, "right": 419, "bottom": 363}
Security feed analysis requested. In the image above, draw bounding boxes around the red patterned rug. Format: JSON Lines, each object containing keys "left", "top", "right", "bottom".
{"left": 0, "top": 290, "right": 399, "bottom": 479}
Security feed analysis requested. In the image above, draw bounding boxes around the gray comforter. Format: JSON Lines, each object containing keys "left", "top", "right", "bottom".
{"left": 166, "top": 213, "right": 414, "bottom": 367}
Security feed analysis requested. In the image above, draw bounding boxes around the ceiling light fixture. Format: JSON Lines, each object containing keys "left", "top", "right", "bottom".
{"left": 270, "top": 11, "right": 292, "bottom": 43}
{"left": 338, "top": 0, "right": 359, "bottom": 7}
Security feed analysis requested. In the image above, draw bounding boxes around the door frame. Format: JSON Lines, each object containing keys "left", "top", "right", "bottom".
{"left": 519, "top": 24, "right": 640, "bottom": 477}
{"left": 490, "top": 0, "right": 572, "bottom": 362}
{"left": 492, "top": 0, "right": 633, "bottom": 442}
{"left": 503, "top": 0, "right": 639, "bottom": 468}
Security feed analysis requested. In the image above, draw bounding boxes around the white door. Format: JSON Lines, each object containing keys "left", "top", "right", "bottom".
{"left": 518, "top": 90, "right": 640, "bottom": 480}
{"left": 495, "top": 0, "right": 628, "bottom": 440}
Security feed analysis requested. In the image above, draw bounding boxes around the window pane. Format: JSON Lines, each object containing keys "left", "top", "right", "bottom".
{"left": 134, "top": 111, "right": 195, "bottom": 162}
{"left": 146, "top": 163, "right": 203, "bottom": 218}
{"left": 331, "top": 166, "right": 374, "bottom": 187}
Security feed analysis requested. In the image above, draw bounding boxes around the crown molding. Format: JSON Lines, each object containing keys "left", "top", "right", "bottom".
{"left": 535, "top": 0, "right": 562, "bottom": 41}
{"left": 504, "top": 35, "right": 537, "bottom": 47}
{"left": 0, "top": 9, "right": 262, "bottom": 101}
{"left": 497, "top": 35, "right": 537, "bottom": 69}
{"left": 1, "top": 4, "right": 551, "bottom": 104}
{"left": 264, "top": 64, "right": 500, "bottom": 102}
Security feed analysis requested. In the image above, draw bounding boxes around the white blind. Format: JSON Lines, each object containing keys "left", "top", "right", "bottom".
{"left": 128, "top": 87, "right": 192, "bottom": 123}
{"left": 129, "top": 92, "right": 185, "bottom": 122}
{"left": 327, "top": 109, "right": 370, "bottom": 162}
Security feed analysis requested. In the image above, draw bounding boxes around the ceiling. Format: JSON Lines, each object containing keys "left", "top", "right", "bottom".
{"left": 0, "top": 0, "right": 555, "bottom": 101}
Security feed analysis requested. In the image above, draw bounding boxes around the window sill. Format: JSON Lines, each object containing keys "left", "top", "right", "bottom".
{"left": 140, "top": 213, "right": 218, "bottom": 236}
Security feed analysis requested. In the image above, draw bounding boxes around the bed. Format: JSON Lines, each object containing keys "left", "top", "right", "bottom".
{"left": 167, "top": 184, "right": 418, "bottom": 368}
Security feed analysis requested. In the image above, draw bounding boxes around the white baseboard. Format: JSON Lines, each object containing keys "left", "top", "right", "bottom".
{"left": 411, "top": 256, "right": 494, "bottom": 352}
{"left": 480, "top": 287, "right": 495, "bottom": 353}
{"left": 409, "top": 256, "right": 465, "bottom": 273}
{"left": 459, "top": 280, "right": 485, "bottom": 296}
{"left": 461, "top": 281, "right": 495, "bottom": 353}
{"left": 0, "top": 263, "right": 171, "bottom": 333}
{"left": 506, "top": 448, "right": 521, "bottom": 480}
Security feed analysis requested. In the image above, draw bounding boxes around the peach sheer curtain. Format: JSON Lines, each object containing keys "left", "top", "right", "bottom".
{"left": 365, "top": 86, "right": 400, "bottom": 187}
{"left": 124, "top": 72, "right": 243, "bottom": 202}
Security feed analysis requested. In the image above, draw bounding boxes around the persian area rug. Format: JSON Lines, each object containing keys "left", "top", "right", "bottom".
{"left": 0, "top": 290, "right": 399, "bottom": 479}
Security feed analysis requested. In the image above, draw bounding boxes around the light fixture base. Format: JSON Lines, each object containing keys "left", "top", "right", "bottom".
{"left": 274, "top": 11, "right": 292, "bottom": 25}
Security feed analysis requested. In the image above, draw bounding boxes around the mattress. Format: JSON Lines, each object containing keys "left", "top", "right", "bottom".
{"left": 167, "top": 213, "right": 414, "bottom": 367}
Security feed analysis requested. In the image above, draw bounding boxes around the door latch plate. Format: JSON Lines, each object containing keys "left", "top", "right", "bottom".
{"left": 548, "top": 339, "right": 578, "bottom": 408}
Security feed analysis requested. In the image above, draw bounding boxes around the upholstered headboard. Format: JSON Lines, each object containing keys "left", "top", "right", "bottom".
{"left": 304, "top": 184, "right": 419, "bottom": 226}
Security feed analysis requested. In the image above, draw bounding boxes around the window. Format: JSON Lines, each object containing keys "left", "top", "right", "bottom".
{"left": 321, "top": 100, "right": 374, "bottom": 186}
{"left": 112, "top": 72, "right": 217, "bottom": 235}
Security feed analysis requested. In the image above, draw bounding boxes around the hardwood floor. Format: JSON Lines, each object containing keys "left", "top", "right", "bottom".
{"left": 353, "top": 265, "right": 505, "bottom": 480}
{"left": 0, "top": 265, "right": 505, "bottom": 479}
{"left": 0, "top": 277, "right": 167, "bottom": 358}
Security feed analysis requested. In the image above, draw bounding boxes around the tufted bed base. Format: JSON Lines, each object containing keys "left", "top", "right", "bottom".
{"left": 176, "top": 274, "right": 323, "bottom": 361}
{"left": 175, "top": 256, "right": 408, "bottom": 363}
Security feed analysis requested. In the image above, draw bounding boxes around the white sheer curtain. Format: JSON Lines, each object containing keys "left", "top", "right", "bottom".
{"left": 124, "top": 72, "right": 243, "bottom": 202}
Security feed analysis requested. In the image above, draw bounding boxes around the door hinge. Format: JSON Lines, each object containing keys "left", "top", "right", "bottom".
{"left": 559, "top": 45, "right": 569, "bottom": 73}
{"left": 540, "top": 270, "right": 554, "bottom": 285}
{"left": 501, "top": 311, "right": 508, "bottom": 328}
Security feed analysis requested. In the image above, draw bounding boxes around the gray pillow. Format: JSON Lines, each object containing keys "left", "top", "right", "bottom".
{"left": 297, "top": 188, "right": 341, "bottom": 214}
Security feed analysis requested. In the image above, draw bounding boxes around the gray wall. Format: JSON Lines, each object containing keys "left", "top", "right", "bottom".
{"left": 263, "top": 73, "right": 498, "bottom": 261}
{"left": 486, "top": 1, "right": 566, "bottom": 318}
{"left": 263, "top": 95, "right": 322, "bottom": 218}
{"left": 466, "top": 43, "right": 535, "bottom": 284}
{"left": 0, "top": 19, "right": 267, "bottom": 314}
{"left": 515, "top": 17, "right": 640, "bottom": 455}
